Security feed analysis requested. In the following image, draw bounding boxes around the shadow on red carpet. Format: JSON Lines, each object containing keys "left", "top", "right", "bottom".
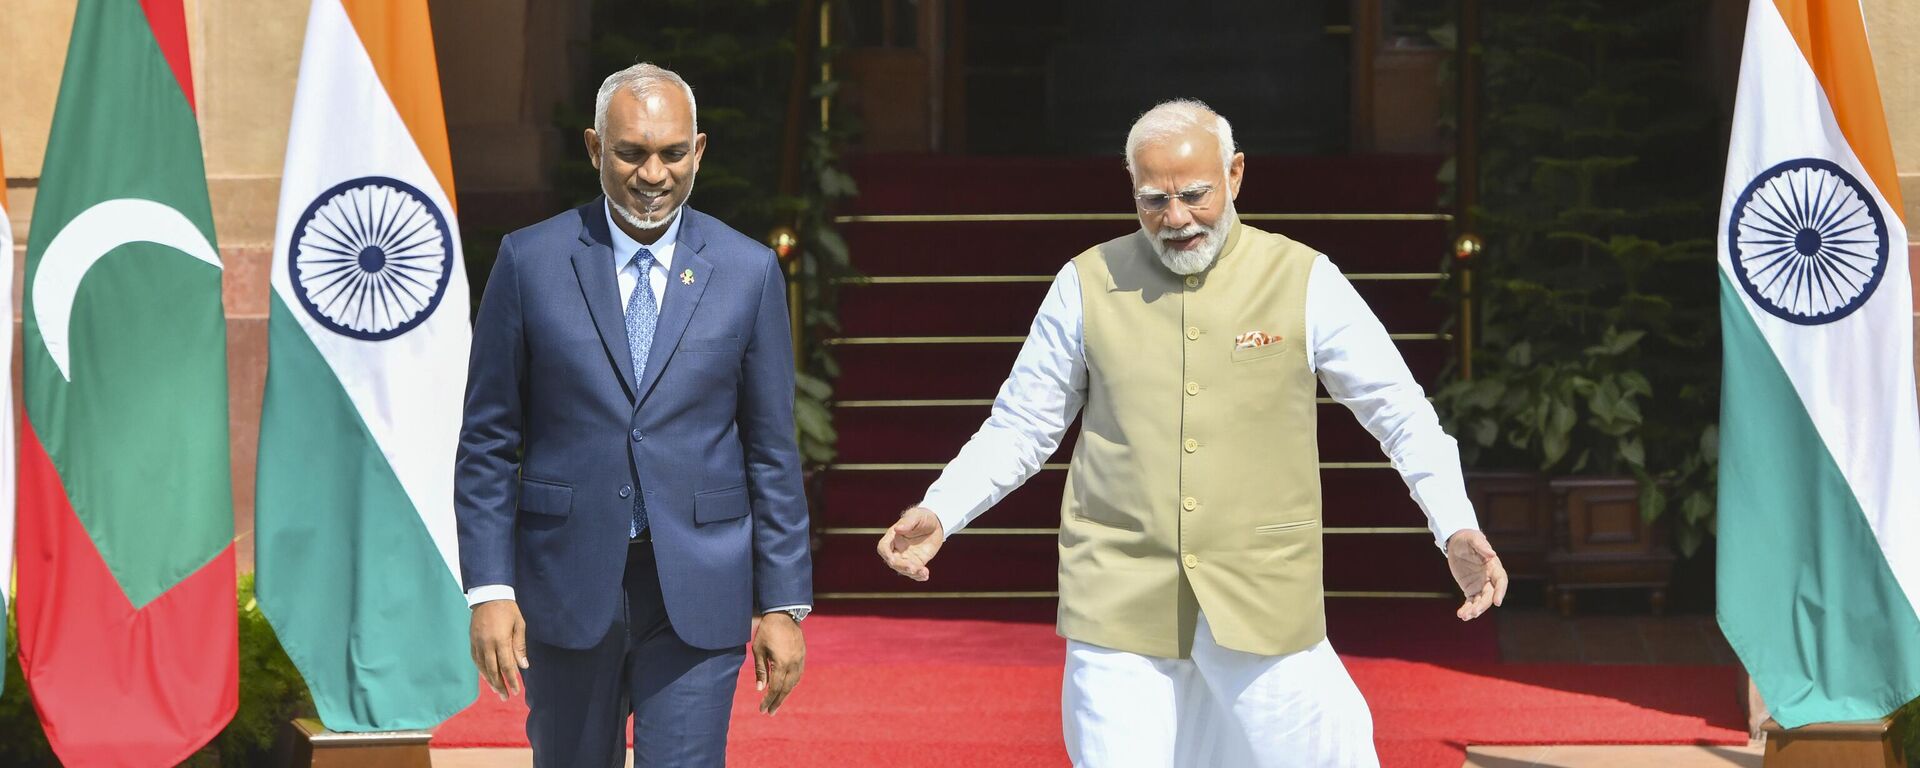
{"left": 433, "top": 601, "right": 1745, "bottom": 767}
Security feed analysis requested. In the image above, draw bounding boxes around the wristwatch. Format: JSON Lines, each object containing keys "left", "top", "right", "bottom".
{"left": 772, "top": 607, "right": 809, "bottom": 624}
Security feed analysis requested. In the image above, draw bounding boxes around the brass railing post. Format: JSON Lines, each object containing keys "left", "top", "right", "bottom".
{"left": 775, "top": 0, "right": 822, "bottom": 373}
{"left": 1455, "top": 0, "right": 1483, "bottom": 380}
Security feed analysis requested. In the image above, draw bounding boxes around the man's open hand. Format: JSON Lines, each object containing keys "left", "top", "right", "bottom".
{"left": 470, "top": 600, "right": 528, "bottom": 700}
{"left": 752, "top": 612, "right": 806, "bottom": 715}
{"left": 1447, "top": 529, "right": 1509, "bottom": 621}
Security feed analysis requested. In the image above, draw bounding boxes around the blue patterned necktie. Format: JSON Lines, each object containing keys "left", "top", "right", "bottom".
{"left": 625, "top": 247, "right": 658, "bottom": 538}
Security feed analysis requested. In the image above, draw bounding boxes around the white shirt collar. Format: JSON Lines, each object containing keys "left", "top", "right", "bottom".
{"left": 604, "top": 199, "right": 684, "bottom": 272}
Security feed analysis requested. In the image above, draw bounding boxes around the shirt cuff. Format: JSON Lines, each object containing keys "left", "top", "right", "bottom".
{"left": 1410, "top": 473, "right": 1480, "bottom": 552}
{"left": 918, "top": 495, "right": 972, "bottom": 540}
{"left": 466, "top": 584, "right": 516, "bottom": 607}
{"left": 763, "top": 605, "right": 812, "bottom": 620}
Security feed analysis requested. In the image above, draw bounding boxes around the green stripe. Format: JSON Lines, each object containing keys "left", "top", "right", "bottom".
{"left": 21, "top": 0, "right": 229, "bottom": 610}
{"left": 1716, "top": 274, "right": 1920, "bottom": 728}
{"left": 255, "top": 296, "right": 476, "bottom": 730}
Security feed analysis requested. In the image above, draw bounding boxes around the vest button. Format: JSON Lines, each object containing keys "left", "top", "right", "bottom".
{"left": 1182, "top": 554, "right": 1199, "bottom": 569}
{"left": 1184, "top": 275, "right": 1200, "bottom": 288}
{"left": 1186, "top": 327, "right": 1200, "bottom": 341}
{"left": 618, "top": 485, "right": 633, "bottom": 499}
{"left": 1185, "top": 382, "right": 1199, "bottom": 396}
{"left": 1184, "top": 438, "right": 1198, "bottom": 453}
{"left": 1182, "top": 497, "right": 1197, "bottom": 511}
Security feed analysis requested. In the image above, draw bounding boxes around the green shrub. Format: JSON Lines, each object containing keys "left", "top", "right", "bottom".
{"left": 0, "top": 607, "right": 56, "bottom": 766}
{"left": 1894, "top": 694, "right": 1919, "bottom": 767}
{"left": 1437, "top": 0, "right": 1723, "bottom": 555}
{"left": 202, "top": 573, "right": 315, "bottom": 766}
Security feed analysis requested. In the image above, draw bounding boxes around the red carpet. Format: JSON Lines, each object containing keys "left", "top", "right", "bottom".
{"left": 433, "top": 602, "right": 1747, "bottom": 766}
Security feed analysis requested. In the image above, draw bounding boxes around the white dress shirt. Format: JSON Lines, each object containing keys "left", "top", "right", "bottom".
{"left": 469, "top": 204, "right": 810, "bottom": 619}
{"left": 919, "top": 255, "right": 1480, "bottom": 551}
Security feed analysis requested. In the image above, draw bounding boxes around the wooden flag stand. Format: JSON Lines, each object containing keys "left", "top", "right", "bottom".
{"left": 1760, "top": 717, "right": 1903, "bottom": 768}
{"left": 270, "top": 718, "right": 432, "bottom": 768}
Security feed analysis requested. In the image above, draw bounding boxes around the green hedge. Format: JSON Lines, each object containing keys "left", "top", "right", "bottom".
{"left": 0, "top": 607, "right": 53, "bottom": 765}
{"left": 1896, "top": 695, "right": 1919, "bottom": 767}
{"left": 0, "top": 574, "right": 314, "bottom": 766}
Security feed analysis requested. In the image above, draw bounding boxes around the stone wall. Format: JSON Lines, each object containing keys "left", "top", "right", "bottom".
{"left": 1863, "top": 0, "right": 1920, "bottom": 392}
{"left": 0, "top": 0, "right": 587, "bottom": 568}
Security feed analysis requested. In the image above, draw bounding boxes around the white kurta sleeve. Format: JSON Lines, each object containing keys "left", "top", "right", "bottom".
{"left": 1306, "top": 255, "right": 1480, "bottom": 550}
{"left": 918, "top": 262, "right": 1089, "bottom": 538}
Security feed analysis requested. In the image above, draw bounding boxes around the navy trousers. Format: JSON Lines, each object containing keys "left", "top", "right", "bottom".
{"left": 523, "top": 541, "right": 745, "bottom": 767}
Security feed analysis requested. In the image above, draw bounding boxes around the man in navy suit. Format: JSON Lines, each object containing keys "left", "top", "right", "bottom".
{"left": 455, "top": 62, "right": 812, "bottom": 766}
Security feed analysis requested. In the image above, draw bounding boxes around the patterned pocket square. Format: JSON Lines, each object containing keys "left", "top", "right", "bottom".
{"left": 1235, "top": 330, "right": 1282, "bottom": 350}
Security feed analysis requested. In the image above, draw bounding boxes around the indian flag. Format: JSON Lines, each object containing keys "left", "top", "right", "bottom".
{"left": 254, "top": 0, "right": 475, "bottom": 731}
{"left": 1716, "top": 0, "right": 1920, "bottom": 729}
{"left": 18, "top": 0, "right": 237, "bottom": 762}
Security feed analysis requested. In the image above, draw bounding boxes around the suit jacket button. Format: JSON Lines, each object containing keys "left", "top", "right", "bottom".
{"left": 631, "top": 429, "right": 644, "bottom": 442}
{"left": 618, "top": 485, "right": 633, "bottom": 498}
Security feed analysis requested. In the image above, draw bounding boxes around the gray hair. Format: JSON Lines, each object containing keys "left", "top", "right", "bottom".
{"left": 1123, "top": 99, "right": 1236, "bottom": 178}
{"left": 594, "top": 62, "right": 698, "bottom": 137}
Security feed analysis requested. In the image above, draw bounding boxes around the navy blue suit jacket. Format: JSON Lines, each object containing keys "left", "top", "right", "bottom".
{"left": 455, "top": 200, "right": 812, "bottom": 651}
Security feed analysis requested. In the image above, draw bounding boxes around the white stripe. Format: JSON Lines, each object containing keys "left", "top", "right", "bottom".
{"left": 269, "top": 0, "right": 469, "bottom": 584}
{"left": 1719, "top": 0, "right": 1920, "bottom": 611}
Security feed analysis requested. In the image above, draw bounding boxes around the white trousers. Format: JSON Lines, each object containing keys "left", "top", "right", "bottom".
{"left": 1062, "top": 614, "right": 1378, "bottom": 768}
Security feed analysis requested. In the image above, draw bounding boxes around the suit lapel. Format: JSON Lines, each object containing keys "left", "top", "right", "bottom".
{"left": 634, "top": 210, "right": 712, "bottom": 406}
{"left": 570, "top": 201, "right": 639, "bottom": 400}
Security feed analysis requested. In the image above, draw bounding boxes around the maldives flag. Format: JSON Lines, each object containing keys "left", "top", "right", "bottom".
{"left": 16, "top": 0, "right": 238, "bottom": 764}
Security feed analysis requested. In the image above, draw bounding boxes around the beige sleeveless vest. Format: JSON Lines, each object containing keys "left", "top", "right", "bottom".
{"left": 1059, "top": 220, "right": 1324, "bottom": 659}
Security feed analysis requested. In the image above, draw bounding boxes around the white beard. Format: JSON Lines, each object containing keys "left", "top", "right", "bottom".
{"left": 1147, "top": 205, "right": 1235, "bottom": 275}
{"left": 606, "top": 162, "right": 695, "bottom": 231}
{"left": 610, "top": 190, "right": 686, "bottom": 231}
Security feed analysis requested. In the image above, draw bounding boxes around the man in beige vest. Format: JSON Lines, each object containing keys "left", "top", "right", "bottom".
{"left": 877, "top": 100, "right": 1509, "bottom": 767}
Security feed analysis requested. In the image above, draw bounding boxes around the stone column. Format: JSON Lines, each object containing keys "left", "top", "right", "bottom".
{"left": 1862, "top": 1, "right": 1920, "bottom": 386}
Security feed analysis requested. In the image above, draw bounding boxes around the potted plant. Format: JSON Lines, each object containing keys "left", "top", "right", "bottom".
{"left": 1437, "top": 323, "right": 1676, "bottom": 612}
{"left": 1436, "top": 0, "right": 1724, "bottom": 614}
{"left": 1433, "top": 350, "right": 1554, "bottom": 584}
{"left": 1534, "top": 326, "right": 1676, "bottom": 616}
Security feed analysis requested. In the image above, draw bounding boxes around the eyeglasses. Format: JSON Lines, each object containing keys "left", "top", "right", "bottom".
{"left": 1134, "top": 185, "right": 1215, "bottom": 213}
